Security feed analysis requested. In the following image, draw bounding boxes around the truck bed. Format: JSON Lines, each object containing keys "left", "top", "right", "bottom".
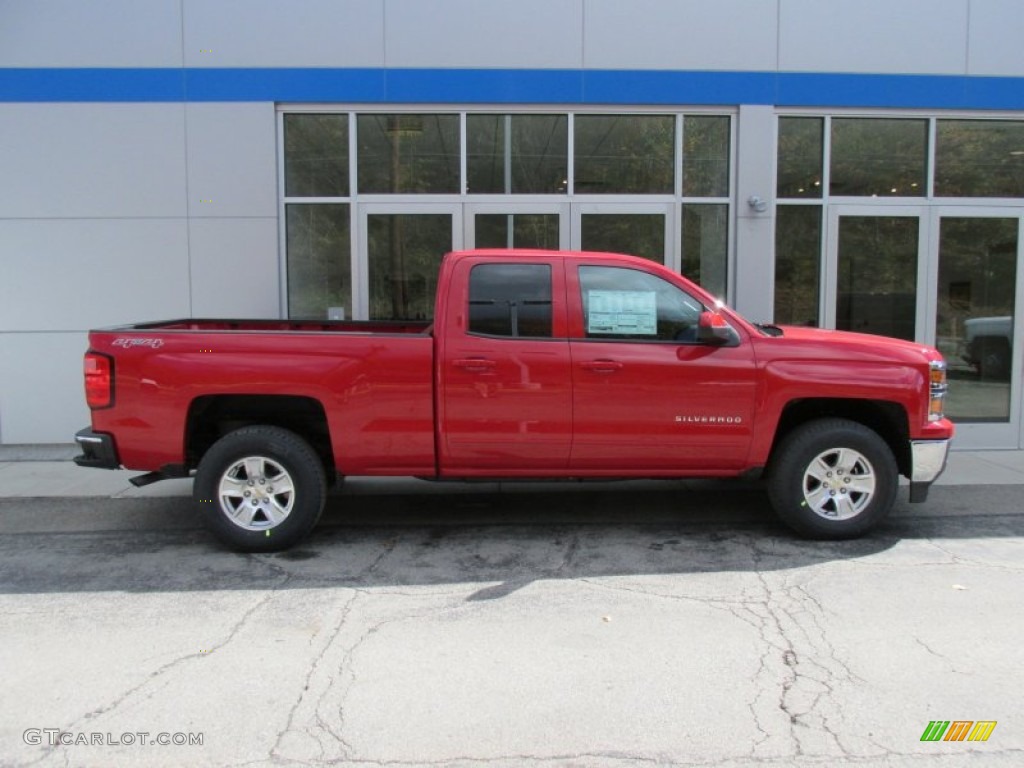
{"left": 126, "top": 318, "right": 434, "bottom": 335}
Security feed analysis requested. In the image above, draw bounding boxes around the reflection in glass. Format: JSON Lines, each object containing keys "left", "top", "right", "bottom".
{"left": 831, "top": 118, "right": 927, "bottom": 197}
{"left": 574, "top": 115, "right": 674, "bottom": 194}
{"left": 284, "top": 114, "right": 349, "bottom": 197}
{"left": 777, "top": 117, "right": 823, "bottom": 199}
{"left": 936, "top": 120, "right": 1024, "bottom": 198}
{"left": 475, "top": 214, "right": 559, "bottom": 249}
{"left": 937, "top": 217, "right": 1018, "bottom": 423}
{"left": 367, "top": 214, "right": 451, "bottom": 320}
{"left": 357, "top": 114, "right": 459, "bottom": 194}
{"left": 683, "top": 116, "right": 730, "bottom": 197}
{"left": 836, "top": 216, "right": 918, "bottom": 341}
{"left": 467, "top": 115, "right": 568, "bottom": 194}
{"left": 774, "top": 205, "right": 822, "bottom": 326}
{"left": 580, "top": 214, "right": 665, "bottom": 263}
{"left": 286, "top": 204, "right": 351, "bottom": 318}
{"left": 682, "top": 204, "right": 728, "bottom": 298}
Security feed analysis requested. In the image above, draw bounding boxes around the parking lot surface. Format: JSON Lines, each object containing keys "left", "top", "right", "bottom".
{"left": 0, "top": 475, "right": 1022, "bottom": 767}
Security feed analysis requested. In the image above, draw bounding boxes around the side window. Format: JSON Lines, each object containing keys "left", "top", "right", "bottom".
{"left": 468, "top": 264, "right": 553, "bottom": 338}
{"left": 579, "top": 265, "right": 704, "bottom": 341}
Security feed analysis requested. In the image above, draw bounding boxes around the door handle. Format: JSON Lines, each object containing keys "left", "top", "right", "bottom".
{"left": 581, "top": 360, "right": 623, "bottom": 373}
{"left": 454, "top": 357, "right": 497, "bottom": 372}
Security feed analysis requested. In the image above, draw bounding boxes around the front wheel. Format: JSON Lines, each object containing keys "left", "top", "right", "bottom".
{"left": 766, "top": 418, "right": 898, "bottom": 539}
{"left": 194, "top": 426, "right": 327, "bottom": 552}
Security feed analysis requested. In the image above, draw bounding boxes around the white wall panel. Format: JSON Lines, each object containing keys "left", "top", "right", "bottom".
{"left": 583, "top": 0, "right": 776, "bottom": 71}
{"left": 0, "top": 104, "right": 187, "bottom": 219}
{"left": 186, "top": 103, "right": 277, "bottom": 218}
{"left": 0, "top": 219, "right": 190, "bottom": 332}
{"left": 967, "top": 0, "right": 1024, "bottom": 76}
{"left": 780, "top": 0, "right": 969, "bottom": 74}
{"left": 0, "top": 332, "right": 90, "bottom": 444}
{"left": 384, "top": 0, "right": 583, "bottom": 68}
{"left": 182, "top": 0, "right": 384, "bottom": 67}
{"left": 189, "top": 218, "right": 280, "bottom": 318}
{"left": 0, "top": 0, "right": 182, "bottom": 67}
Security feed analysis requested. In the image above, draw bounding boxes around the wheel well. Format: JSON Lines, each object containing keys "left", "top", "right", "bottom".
{"left": 185, "top": 395, "right": 335, "bottom": 480}
{"left": 770, "top": 399, "right": 910, "bottom": 477}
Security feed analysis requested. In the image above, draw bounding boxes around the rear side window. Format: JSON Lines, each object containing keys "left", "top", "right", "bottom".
{"left": 579, "top": 265, "right": 704, "bottom": 341}
{"left": 468, "top": 264, "right": 553, "bottom": 338}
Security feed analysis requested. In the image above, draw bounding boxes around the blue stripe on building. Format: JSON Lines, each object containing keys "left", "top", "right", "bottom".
{"left": 1, "top": 68, "right": 1022, "bottom": 110}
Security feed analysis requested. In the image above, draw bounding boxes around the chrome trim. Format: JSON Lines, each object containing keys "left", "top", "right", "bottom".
{"left": 911, "top": 439, "right": 950, "bottom": 483}
{"left": 75, "top": 434, "right": 104, "bottom": 444}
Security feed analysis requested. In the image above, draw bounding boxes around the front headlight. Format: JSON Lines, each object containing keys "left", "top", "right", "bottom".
{"left": 929, "top": 360, "right": 948, "bottom": 422}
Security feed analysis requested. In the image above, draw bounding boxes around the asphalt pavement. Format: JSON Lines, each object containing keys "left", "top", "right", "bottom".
{"left": 0, "top": 451, "right": 1022, "bottom": 767}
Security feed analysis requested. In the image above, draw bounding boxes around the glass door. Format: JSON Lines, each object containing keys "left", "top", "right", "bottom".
{"left": 464, "top": 203, "right": 569, "bottom": 250}
{"left": 928, "top": 208, "right": 1024, "bottom": 448}
{"left": 824, "top": 207, "right": 928, "bottom": 342}
{"left": 356, "top": 204, "right": 462, "bottom": 320}
{"left": 571, "top": 204, "right": 675, "bottom": 267}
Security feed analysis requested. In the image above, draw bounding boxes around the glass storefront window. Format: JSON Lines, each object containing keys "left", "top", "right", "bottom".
{"left": 357, "top": 114, "right": 460, "bottom": 194}
{"left": 283, "top": 114, "right": 349, "bottom": 197}
{"left": 286, "top": 204, "right": 351, "bottom": 319}
{"left": 774, "top": 205, "right": 822, "bottom": 327}
{"left": 777, "top": 117, "right": 823, "bottom": 199}
{"left": 475, "top": 213, "right": 560, "bottom": 249}
{"left": 683, "top": 116, "right": 730, "bottom": 198}
{"left": 574, "top": 115, "right": 674, "bottom": 194}
{"left": 936, "top": 120, "right": 1024, "bottom": 198}
{"left": 580, "top": 213, "right": 666, "bottom": 263}
{"left": 830, "top": 118, "right": 927, "bottom": 197}
{"left": 367, "top": 213, "right": 451, "bottom": 320}
{"left": 937, "top": 217, "right": 1018, "bottom": 422}
{"left": 467, "top": 115, "right": 568, "bottom": 194}
{"left": 681, "top": 204, "right": 728, "bottom": 298}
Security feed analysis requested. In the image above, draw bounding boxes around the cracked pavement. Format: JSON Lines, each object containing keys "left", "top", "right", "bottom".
{"left": 0, "top": 480, "right": 1021, "bottom": 767}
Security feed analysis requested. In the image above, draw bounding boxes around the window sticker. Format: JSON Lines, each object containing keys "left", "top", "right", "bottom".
{"left": 587, "top": 290, "right": 657, "bottom": 335}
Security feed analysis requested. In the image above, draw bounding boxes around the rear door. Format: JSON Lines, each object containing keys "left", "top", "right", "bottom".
{"left": 439, "top": 255, "right": 572, "bottom": 472}
{"left": 567, "top": 257, "right": 758, "bottom": 471}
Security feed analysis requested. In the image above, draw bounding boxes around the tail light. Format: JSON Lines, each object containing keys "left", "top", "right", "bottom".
{"left": 928, "top": 360, "right": 947, "bottom": 422}
{"left": 84, "top": 352, "right": 113, "bottom": 409}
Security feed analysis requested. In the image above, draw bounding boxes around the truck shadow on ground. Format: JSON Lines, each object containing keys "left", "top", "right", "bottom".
{"left": 1, "top": 482, "right": 1021, "bottom": 596}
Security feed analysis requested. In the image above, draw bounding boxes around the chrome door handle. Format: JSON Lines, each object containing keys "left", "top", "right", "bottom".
{"left": 453, "top": 358, "right": 497, "bottom": 372}
{"left": 581, "top": 360, "right": 623, "bottom": 373}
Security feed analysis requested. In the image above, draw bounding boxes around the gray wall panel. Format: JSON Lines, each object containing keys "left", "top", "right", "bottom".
{"left": 780, "top": 0, "right": 969, "bottom": 74}
{"left": 0, "top": 0, "right": 183, "bottom": 67}
{"left": 0, "top": 105, "right": 187, "bottom": 219}
{"left": 189, "top": 218, "right": 280, "bottom": 318}
{"left": 384, "top": 0, "right": 583, "bottom": 68}
{"left": 0, "top": 332, "right": 90, "bottom": 444}
{"left": 0, "top": 219, "right": 190, "bottom": 332}
{"left": 186, "top": 103, "right": 277, "bottom": 218}
{"left": 182, "top": 0, "right": 384, "bottom": 67}
{"left": 967, "top": 0, "right": 1024, "bottom": 76}
{"left": 583, "top": 0, "right": 777, "bottom": 71}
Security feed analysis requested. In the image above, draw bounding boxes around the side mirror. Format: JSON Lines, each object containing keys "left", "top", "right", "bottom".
{"left": 697, "top": 311, "right": 737, "bottom": 345}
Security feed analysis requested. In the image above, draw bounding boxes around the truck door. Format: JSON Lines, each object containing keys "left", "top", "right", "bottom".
{"left": 439, "top": 256, "right": 572, "bottom": 472}
{"left": 567, "top": 259, "right": 757, "bottom": 471}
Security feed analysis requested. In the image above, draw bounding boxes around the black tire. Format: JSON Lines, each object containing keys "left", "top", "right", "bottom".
{"left": 766, "top": 418, "right": 898, "bottom": 540}
{"left": 194, "top": 426, "right": 327, "bottom": 552}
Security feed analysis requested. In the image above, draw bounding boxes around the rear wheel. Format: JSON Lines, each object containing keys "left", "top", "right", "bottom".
{"left": 767, "top": 418, "right": 898, "bottom": 539}
{"left": 194, "top": 426, "right": 326, "bottom": 552}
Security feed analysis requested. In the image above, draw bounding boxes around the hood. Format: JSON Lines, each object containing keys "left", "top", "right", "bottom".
{"left": 759, "top": 325, "right": 943, "bottom": 366}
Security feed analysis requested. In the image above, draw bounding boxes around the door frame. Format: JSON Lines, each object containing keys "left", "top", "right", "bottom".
{"left": 926, "top": 206, "right": 1024, "bottom": 449}
{"left": 823, "top": 205, "right": 930, "bottom": 343}
{"left": 463, "top": 202, "right": 570, "bottom": 250}
{"left": 355, "top": 202, "right": 463, "bottom": 320}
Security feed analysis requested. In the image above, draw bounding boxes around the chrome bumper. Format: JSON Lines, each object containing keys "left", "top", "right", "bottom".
{"left": 908, "top": 439, "right": 951, "bottom": 502}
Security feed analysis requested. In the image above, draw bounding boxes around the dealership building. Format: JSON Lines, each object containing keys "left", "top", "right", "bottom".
{"left": 2, "top": 0, "right": 1023, "bottom": 451}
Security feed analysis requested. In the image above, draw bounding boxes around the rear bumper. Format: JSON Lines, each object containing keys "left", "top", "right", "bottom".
{"left": 73, "top": 428, "right": 121, "bottom": 470}
{"left": 908, "top": 439, "right": 951, "bottom": 503}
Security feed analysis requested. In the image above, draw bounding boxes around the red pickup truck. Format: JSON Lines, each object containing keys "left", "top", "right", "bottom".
{"left": 75, "top": 249, "right": 953, "bottom": 551}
